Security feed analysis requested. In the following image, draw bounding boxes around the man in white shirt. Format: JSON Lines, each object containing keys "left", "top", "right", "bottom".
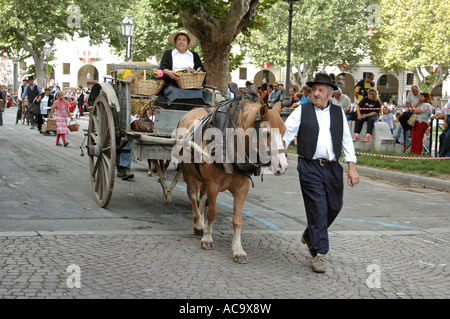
{"left": 399, "top": 84, "right": 422, "bottom": 134}
{"left": 283, "top": 73, "right": 360, "bottom": 273}
{"left": 405, "top": 85, "right": 421, "bottom": 109}
{"left": 331, "top": 87, "right": 353, "bottom": 120}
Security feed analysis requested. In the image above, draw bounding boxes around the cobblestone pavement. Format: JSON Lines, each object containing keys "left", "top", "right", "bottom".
{"left": 1, "top": 228, "right": 449, "bottom": 299}
{"left": 1, "top": 108, "right": 449, "bottom": 301}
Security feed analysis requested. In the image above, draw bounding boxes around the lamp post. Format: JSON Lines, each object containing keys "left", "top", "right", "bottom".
{"left": 281, "top": 0, "right": 299, "bottom": 108}
{"left": 12, "top": 54, "right": 19, "bottom": 100}
{"left": 120, "top": 15, "right": 135, "bottom": 62}
{"left": 43, "top": 42, "right": 52, "bottom": 86}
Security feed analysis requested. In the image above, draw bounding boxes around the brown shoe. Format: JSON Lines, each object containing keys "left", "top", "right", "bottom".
{"left": 301, "top": 235, "right": 315, "bottom": 257}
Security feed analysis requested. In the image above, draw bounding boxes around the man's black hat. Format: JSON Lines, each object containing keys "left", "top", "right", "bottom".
{"left": 306, "top": 73, "right": 339, "bottom": 90}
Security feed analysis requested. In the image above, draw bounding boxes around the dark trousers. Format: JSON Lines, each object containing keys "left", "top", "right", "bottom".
{"left": 354, "top": 115, "right": 379, "bottom": 135}
{"left": 16, "top": 106, "right": 22, "bottom": 123}
{"left": 439, "top": 117, "right": 450, "bottom": 157}
{"left": 297, "top": 157, "right": 343, "bottom": 255}
{"left": 37, "top": 112, "right": 46, "bottom": 132}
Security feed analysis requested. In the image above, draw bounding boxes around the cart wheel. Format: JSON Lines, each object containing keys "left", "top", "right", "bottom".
{"left": 87, "top": 93, "right": 116, "bottom": 208}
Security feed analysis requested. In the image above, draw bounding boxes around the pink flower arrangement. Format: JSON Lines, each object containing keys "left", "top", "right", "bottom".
{"left": 141, "top": 69, "right": 165, "bottom": 83}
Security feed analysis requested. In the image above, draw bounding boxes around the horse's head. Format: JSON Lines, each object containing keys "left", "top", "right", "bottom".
{"left": 241, "top": 101, "right": 288, "bottom": 176}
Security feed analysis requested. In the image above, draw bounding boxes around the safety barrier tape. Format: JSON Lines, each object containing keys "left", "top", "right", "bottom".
{"left": 344, "top": 107, "right": 446, "bottom": 111}
{"left": 356, "top": 151, "right": 450, "bottom": 160}
{"left": 285, "top": 107, "right": 447, "bottom": 111}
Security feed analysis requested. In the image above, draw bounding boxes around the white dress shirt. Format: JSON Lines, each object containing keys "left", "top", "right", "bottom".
{"left": 171, "top": 48, "right": 194, "bottom": 72}
{"left": 39, "top": 95, "right": 49, "bottom": 114}
{"left": 283, "top": 104, "right": 357, "bottom": 163}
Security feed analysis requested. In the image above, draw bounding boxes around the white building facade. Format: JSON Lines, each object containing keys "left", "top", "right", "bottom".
{"left": 49, "top": 36, "right": 121, "bottom": 89}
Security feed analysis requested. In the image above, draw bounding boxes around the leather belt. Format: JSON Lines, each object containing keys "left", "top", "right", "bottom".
{"left": 298, "top": 155, "right": 334, "bottom": 167}
{"left": 317, "top": 158, "right": 332, "bottom": 166}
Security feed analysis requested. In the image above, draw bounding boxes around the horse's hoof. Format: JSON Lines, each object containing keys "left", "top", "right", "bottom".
{"left": 201, "top": 241, "right": 214, "bottom": 250}
{"left": 194, "top": 228, "right": 204, "bottom": 237}
{"left": 233, "top": 255, "right": 248, "bottom": 264}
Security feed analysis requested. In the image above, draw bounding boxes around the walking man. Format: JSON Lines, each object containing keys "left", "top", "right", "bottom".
{"left": 16, "top": 79, "right": 28, "bottom": 124}
{"left": 283, "top": 73, "right": 360, "bottom": 273}
{"left": 21, "top": 76, "right": 42, "bottom": 129}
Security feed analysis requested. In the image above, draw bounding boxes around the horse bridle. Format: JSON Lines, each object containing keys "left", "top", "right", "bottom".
{"left": 231, "top": 106, "right": 286, "bottom": 170}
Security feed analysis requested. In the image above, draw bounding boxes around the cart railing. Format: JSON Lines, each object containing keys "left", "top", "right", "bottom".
{"left": 110, "top": 63, "right": 160, "bottom": 72}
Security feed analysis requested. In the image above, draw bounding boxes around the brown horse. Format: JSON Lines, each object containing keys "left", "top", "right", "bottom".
{"left": 176, "top": 100, "right": 288, "bottom": 263}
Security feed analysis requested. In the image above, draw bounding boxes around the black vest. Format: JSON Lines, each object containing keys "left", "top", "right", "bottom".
{"left": 26, "top": 85, "right": 39, "bottom": 103}
{"left": 297, "top": 102, "right": 343, "bottom": 160}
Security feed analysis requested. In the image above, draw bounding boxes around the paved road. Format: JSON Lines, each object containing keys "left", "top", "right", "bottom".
{"left": 0, "top": 107, "right": 449, "bottom": 302}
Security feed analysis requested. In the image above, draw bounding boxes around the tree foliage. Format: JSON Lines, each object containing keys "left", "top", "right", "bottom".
{"left": 0, "top": 0, "right": 129, "bottom": 84}
{"left": 369, "top": 0, "right": 450, "bottom": 90}
{"left": 239, "top": 0, "right": 372, "bottom": 86}
{"left": 130, "top": 0, "right": 179, "bottom": 62}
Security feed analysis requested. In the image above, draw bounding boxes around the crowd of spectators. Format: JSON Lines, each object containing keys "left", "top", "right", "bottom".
{"left": 241, "top": 72, "right": 449, "bottom": 157}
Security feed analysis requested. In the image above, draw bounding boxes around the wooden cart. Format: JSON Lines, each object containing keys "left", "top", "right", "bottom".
{"left": 85, "top": 63, "right": 218, "bottom": 208}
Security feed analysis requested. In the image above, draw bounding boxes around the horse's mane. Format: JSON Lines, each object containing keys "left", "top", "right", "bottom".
{"left": 241, "top": 101, "right": 286, "bottom": 136}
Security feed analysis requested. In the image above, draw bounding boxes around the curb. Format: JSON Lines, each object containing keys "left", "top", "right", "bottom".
{"left": 286, "top": 153, "right": 449, "bottom": 192}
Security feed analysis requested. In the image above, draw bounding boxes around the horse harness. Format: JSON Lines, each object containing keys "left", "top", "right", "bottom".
{"left": 183, "top": 91, "right": 280, "bottom": 177}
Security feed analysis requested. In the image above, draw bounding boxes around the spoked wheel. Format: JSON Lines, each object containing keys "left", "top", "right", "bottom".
{"left": 87, "top": 93, "right": 116, "bottom": 208}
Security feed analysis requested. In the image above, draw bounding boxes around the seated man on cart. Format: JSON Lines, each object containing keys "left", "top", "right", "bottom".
{"left": 157, "top": 30, "right": 207, "bottom": 110}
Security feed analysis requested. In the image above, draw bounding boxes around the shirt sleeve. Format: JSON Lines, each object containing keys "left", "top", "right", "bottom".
{"left": 341, "top": 108, "right": 357, "bottom": 163}
{"left": 22, "top": 87, "right": 28, "bottom": 99}
{"left": 193, "top": 52, "right": 205, "bottom": 72}
{"left": 355, "top": 80, "right": 363, "bottom": 93}
{"left": 282, "top": 106, "right": 302, "bottom": 147}
{"left": 159, "top": 50, "right": 172, "bottom": 70}
{"left": 344, "top": 96, "right": 352, "bottom": 109}
{"left": 375, "top": 100, "right": 381, "bottom": 114}
{"left": 445, "top": 100, "right": 450, "bottom": 115}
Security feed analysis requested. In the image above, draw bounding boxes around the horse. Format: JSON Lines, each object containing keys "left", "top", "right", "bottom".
{"left": 176, "top": 100, "right": 288, "bottom": 263}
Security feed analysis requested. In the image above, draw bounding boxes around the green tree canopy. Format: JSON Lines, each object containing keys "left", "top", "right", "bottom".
{"left": 0, "top": 0, "right": 129, "bottom": 85}
{"left": 369, "top": 0, "right": 450, "bottom": 91}
{"left": 239, "top": 0, "right": 372, "bottom": 87}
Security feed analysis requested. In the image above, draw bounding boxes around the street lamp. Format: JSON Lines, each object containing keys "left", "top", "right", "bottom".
{"left": 281, "top": 0, "right": 299, "bottom": 108}
{"left": 43, "top": 42, "right": 52, "bottom": 86}
{"left": 12, "top": 54, "right": 19, "bottom": 100}
{"left": 120, "top": 15, "right": 135, "bottom": 62}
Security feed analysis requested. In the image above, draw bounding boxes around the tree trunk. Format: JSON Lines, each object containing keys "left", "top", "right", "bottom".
{"left": 34, "top": 58, "right": 46, "bottom": 87}
{"left": 201, "top": 42, "right": 231, "bottom": 94}
{"left": 293, "top": 62, "right": 314, "bottom": 88}
{"left": 23, "top": 34, "right": 47, "bottom": 86}
{"left": 180, "top": 0, "right": 260, "bottom": 95}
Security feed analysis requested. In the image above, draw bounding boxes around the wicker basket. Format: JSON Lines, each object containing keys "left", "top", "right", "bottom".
{"left": 68, "top": 120, "right": 80, "bottom": 132}
{"left": 46, "top": 115, "right": 57, "bottom": 132}
{"left": 176, "top": 71, "right": 206, "bottom": 89}
{"left": 130, "top": 79, "right": 164, "bottom": 96}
